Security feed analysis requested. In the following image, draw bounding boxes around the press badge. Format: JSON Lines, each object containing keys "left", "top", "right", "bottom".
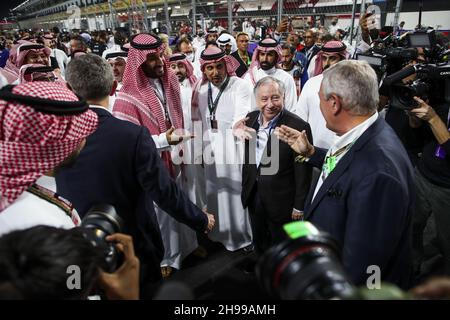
{"left": 211, "top": 118, "right": 218, "bottom": 130}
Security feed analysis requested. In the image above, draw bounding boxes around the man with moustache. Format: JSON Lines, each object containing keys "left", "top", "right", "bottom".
{"left": 244, "top": 38, "right": 297, "bottom": 112}
{"left": 112, "top": 33, "right": 202, "bottom": 278}
{"left": 105, "top": 49, "right": 127, "bottom": 109}
{"left": 191, "top": 47, "right": 253, "bottom": 252}
{"left": 294, "top": 41, "right": 348, "bottom": 149}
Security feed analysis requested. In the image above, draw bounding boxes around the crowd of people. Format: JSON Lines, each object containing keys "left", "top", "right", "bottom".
{"left": 0, "top": 13, "right": 449, "bottom": 300}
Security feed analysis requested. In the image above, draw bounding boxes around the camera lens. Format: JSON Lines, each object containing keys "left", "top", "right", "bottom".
{"left": 81, "top": 204, "right": 124, "bottom": 272}
{"left": 256, "top": 221, "right": 355, "bottom": 300}
{"left": 390, "top": 81, "right": 430, "bottom": 110}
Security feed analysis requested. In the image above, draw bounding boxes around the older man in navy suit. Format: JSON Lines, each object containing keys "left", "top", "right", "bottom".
{"left": 56, "top": 54, "right": 215, "bottom": 298}
{"left": 277, "top": 60, "right": 415, "bottom": 289}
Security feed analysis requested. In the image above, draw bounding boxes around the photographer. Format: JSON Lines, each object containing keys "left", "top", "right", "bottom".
{"left": 0, "top": 226, "right": 139, "bottom": 300}
{"left": 383, "top": 48, "right": 427, "bottom": 164}
{"left": 407, "top": 96, "right": 450, "bottom": 280}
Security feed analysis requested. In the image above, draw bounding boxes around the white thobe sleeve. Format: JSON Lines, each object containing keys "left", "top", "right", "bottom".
{"left": 152, "top": 133, "right": 170, "bottom": 150}
{"left": 283, "top": 75, "right": 297, "bottom": 113}
{"left": 231, "top": 80, "right": 253, "bottom": 128}
{"left": 307, "top": 55, "right": 317, "bottom": 79}
{"left": 295, "top": 80, "right": 312, "bottom": 121}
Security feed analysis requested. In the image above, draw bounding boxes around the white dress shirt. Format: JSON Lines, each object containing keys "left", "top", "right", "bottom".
{"left": 255, "top": 112, "right": 281, "bottom": 167}
{"left": 312, "top": 112, "right": 379, "bottom": 202}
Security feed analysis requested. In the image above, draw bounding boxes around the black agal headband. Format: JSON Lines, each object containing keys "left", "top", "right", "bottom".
{"left": 0, "top": 85, "right": 89, "bottom": 115}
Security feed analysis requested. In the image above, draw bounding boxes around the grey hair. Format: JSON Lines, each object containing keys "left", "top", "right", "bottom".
{"left": 65, "top": 53, "right": 114, "bottom": 101}
{"left": 254, "top": 76, "right": 286, "bottom": 98}
{"left": 321, "top": 60, "right": 379, "bottom": 116}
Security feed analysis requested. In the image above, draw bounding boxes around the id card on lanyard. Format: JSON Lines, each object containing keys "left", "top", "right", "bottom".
{"left": 208, "top": 77, "right": 230, "bottom": 131}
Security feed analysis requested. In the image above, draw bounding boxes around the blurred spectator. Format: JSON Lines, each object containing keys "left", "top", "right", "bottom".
{"left": 0, "top": 81, "right": 98, "bottom": 235}
{"left": 231, "top": 32, "right": 252, "bottom": 78}
{"left": 0, "top": 226, "right": 139, "bottom": 300}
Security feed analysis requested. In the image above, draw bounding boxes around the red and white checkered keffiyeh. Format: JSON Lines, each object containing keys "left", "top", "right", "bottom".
{"left": 313, "top": 40, "right": 348, "bottom": 77}
{"left": 3, "top": 41, "right": 29, "bottom": 80}
{"left": 191, "top": 47, "right": 240, "bottom": 122}
{"left": 112, "top": 33, "right": 183, "bottom": 176}
{"left": 246, "top": 38, "right": 283, "bottom": 85}
{"left": 18, "top": 64, "right": 64, "bottom": 84}
{"left": 198, "top": 46, "right": 239, "bottom": 82}
{"left": 0, "top": 82, "right": 98, "bottom": 212}
{"left": 15, "top": 42, "right": 51, "bottom": 70}
{"left": 168, "top": 53, "right": 197, "bottom": 87}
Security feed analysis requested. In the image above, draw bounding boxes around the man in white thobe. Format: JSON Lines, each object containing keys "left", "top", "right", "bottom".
{"left": 191, "top": 47, "right": 253, "bottom": 251}
{"left": 244, "top": 38, "right": 297, "bottom": 112}
{"left": 294, "top": 40, "right": 348, "bottom": 149}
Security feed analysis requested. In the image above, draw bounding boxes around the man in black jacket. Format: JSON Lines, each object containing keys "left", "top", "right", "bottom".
{"left": 234, "top": 76, "right": 312, "bottom": 255}
{"left": 231, "top": 32, "right": 252, "bottom": 78}
{"left": 56, "top": 54, "right": 215, "bottom": 298}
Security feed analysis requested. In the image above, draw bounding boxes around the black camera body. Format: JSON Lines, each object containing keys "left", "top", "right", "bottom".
{"left": 256, "top": 222, "right": 355, "bottom": 300}
{"left": 357, "top": 29, "right": 450, "bottom": 110}
{"left": 256, "top": 221, "right": 409, "bottom": 300}
{"left": 80, "top": 204, "right": 124, "bottom": 273}
{"left": 384, "top": 62, "right": 450, "bottom": 109}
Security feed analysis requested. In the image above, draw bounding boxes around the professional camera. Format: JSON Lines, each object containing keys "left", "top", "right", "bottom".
{"left": 256, "top": 221, "right": 408, "bottom": 300}
{"left": 383, "top": 62, "right": 450, "bottom": 110}
{"left": 80, "top": 204, "right": 124, "bottom": 273}
{"left": 357, "top": 29, "right": 450, "bottom": 110}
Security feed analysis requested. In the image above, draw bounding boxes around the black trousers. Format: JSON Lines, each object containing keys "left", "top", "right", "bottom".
{"left": 248, "top": 186, "right": 290, "bottom": 256}
{"left": 413, "top": 168, "right": 450, "bottom": 278}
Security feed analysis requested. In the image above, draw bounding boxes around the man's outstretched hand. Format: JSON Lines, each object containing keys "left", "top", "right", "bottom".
{"left": 233, "top": 117, "right": 256, "bottom": 141}
{"left": 276, "top": 125, "right": 315, "bottom": 157}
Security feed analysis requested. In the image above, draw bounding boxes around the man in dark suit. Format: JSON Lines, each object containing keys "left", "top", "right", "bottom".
{"left": 56, "top": 54, "right": 215, "bottom": 298}
{"left": 231, "top": 32, "right": 252, "bottom": 78}
{"left": 234, "top": 76, "right": 312, "bottom": 255}
{"left": 277, "top": 60, "right": 415, "bottom": 289}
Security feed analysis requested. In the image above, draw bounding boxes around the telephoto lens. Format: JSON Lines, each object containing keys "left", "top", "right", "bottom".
{"left": 80, "top": 204, "right": 124, "bottom": 273}
{"left": 256, "top": 221, "right": 355, "bottom": 300}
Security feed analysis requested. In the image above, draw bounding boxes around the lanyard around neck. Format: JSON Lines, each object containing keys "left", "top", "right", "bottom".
{"left": 323, "top": 141, "right": 355, "bottom": 176}
{"left": 257, "top": 111, "right": 282, "bottom": 148}
{"left": 208, "top": 76, "right": 230, "bottom": 119}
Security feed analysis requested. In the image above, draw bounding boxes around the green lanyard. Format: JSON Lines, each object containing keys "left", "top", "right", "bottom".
{"left": 323, "top": 141, "right": 354, "bottom": 176}
{"left": 208, "top": 76, "right": 230, "bottom": 119}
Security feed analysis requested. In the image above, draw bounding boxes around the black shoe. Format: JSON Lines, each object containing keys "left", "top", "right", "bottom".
{"left": 242, "top": 244, "right": 254, "bottom": 253}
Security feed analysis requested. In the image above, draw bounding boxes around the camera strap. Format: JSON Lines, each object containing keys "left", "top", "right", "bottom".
{"left": 27, "top": 183, "right": 79, "bottom": 225}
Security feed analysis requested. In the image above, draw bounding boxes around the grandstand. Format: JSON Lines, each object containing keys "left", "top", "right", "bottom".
{"left": 7, "top": 0, "right": 450, "bottom": 35}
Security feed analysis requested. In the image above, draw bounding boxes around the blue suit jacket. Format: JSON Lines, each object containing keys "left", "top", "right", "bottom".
{"left": 305, "top": 117, "right": 415, "bottom": 289}
{"left": 56, "top": 108, "right": 207, "bottom": 292}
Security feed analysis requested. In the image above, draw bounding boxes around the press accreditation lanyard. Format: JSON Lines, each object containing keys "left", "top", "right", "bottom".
{"left": 256, "top": 111, "right": 282, "bottom": 149}
{"left": 322, "top": 141, "right": 355, "bottom": 179}
{"left": 153, "top": 79, "right": 171, "bottom": 128}
{"left": 208, "top": 77, "right": 230, "bottom": 123}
